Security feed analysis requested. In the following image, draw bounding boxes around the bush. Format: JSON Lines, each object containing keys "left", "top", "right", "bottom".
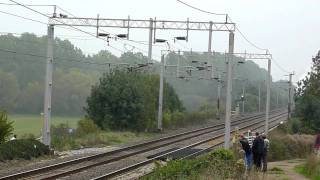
{"left": 0, "top": 111, "right": 13, "bottom": 144}
{"left": 268, "top": 130, "right": 314, "bottom": 161}
{"left": 51, "top": 123, "right": 79, "bottom": 151}
{"left": 143, "top": 149, "right": 240, "bottom": 180}
{"left": 77, "top": 118, "right": 100, "bottom": 136}
{"left": 0, "top": 139, "right": 50, "bottom": 161}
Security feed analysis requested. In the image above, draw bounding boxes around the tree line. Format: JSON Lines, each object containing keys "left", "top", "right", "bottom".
{"left": 295, "top": 50, "right": 320, "bottom": 133}
{"left": 0, "top": 33, "right": 289, "bottom": 116}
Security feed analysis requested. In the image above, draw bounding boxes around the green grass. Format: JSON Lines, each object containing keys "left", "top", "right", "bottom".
{"left": 295, "top": 165, "right": 320, "bottom": 180}
{"left": 269, "top": 167, "right": 284, "bottom": 174}
{"left": 8, "top": 114, "right": 80, "bottom": 137}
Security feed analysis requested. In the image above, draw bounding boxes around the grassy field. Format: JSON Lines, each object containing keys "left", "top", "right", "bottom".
{"left": 8, "top": 114, "right": 81, "bottom": 137}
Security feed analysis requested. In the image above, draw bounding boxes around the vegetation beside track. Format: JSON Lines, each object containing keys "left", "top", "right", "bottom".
{"left": 0, "top": 139, "right": 50, "bottom": 161}
{"left": 142, "top": 149, "right": 245, "bottom": 180}
{"left": 267, "top": 125, "right": 314, "bottom": 161}
{"left": 295, "top": 154, "right": 320, "bottom": 180}
{"left": 9, "top": 114, "right": 79, "bottom": 136}
{"left": 50, "top": 118, "right": 154, "bottom": 151}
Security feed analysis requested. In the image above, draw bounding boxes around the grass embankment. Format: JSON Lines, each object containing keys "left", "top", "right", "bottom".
{"left": 9, "top": 114, "right": 79, "bottom": 136}
{"left": 268, "top": 124, "right": 314, "bottom": 161}
{"left": 295, "top": 155, "right": 320, "bottom": 180}
{"left": 143, "top": 149, "right": 245, "bottom": 180}
{"left": 51, "top": 119, "right": 153, "bottom": 151}
{"left": 8, "top": 114, "right": 153, "bottom": 151}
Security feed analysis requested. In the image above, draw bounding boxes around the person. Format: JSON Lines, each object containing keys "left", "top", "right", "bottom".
{"left": 252, "top": 132, "right": 264, "bottom": 170}
{"left": 239, "top": 134, "right": 252, "bottom": 170}
{"left": 261, "top": 134, "right": 270, "bottom": 172}
{"left": 314, "top": 134, "right": 320, "bottom": 157}
{"left": 10, "top": 134, "right": 17, "bottom": 141}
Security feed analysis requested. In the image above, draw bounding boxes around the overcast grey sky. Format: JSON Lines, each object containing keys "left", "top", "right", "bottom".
{"left": 1, "top": 0, "right": 319, "bottom": 82}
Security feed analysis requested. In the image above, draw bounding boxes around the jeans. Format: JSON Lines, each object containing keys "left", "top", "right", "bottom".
{"left": 245, "top": 151, "right": 253, "bottom": 169}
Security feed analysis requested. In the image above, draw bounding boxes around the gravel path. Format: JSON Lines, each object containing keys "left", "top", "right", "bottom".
{"left": 263, "top": 159, "right": 307, "bottom": 180}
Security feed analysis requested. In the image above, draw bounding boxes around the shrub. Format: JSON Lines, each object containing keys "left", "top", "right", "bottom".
{"left": 51, "top": 123, "right": 79, "bottom": 151}
{"left": 268, "top": 130, "right": 314, "bottom": 161}
{"left": 0, "top": 111, "right": 13, "bottom": 144}
{"left": 143, "top": 149, "right": 238, "bottom": 180}
{"left": 0, "top": 139, "right": 50, "bottom": 161}
{"left": 77, "top": 118, "right": 100, "bottom": 136}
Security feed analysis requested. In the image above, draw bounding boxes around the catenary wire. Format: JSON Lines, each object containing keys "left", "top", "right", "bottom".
{"left": 176, "top": 0, "right": 291, "bottom": 74}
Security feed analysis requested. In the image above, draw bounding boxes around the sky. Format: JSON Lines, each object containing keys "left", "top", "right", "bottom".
{"left": 1, "top": 0, "right": 319, "bottom": 83}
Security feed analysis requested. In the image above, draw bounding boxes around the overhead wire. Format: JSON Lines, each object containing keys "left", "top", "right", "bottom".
{"left": 55, "top": 5, "right": 154, "bottom": 55}
{"left": 0, "top": 2, "right": 55, "bottom": 7}
{"left": 176, "top": 0, "right": 291, "bottom": 74}
{"left": 0, "top": 10, "right": 47, "bottom": 25}
{"left": 176, "top": 0, "right": 226, "bottom": 16}
{"left": 54, "top": 5, "right": 169, "bottom": 59}
{"left": 8, "top": 0, "right": 125, "bottom": 54}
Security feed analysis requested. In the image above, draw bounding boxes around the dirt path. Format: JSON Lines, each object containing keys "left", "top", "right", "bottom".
{"left": 263, "top": 159, "right": 308, "bottom": 180}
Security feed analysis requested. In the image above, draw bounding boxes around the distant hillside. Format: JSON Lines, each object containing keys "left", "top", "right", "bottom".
{"left": 0, "top": 33, "right": 288, "bottom": 115}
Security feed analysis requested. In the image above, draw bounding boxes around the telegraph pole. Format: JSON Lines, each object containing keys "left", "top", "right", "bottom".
{"left": 148, "top": 18, "right": 153, "bottom": 66}
{"left": 217, "top": 74, "right": 221, "bottom": 120}
{"left": 42, "top": 24, "right": 54, "bottom": 146}
{"left": 157, "top": 54, "right": 165, "bottom": 131}
{"left": 265, "top": 59, "right": 271, "bottom": 135}
{"left": 177, "top": 50, "right": 180, "bottom": 78}
{"left": 276, "top": 89, "right": 279, "bottom": 108}
{"left": 224, "top": 31, "right": 234, "bottom": 149}
{"left": 242, "top": 83, "right": 245, "bottom": 113}
{"left": 208, "top": 21, "right": 213, "bottom": 53}
{"left": 288, "top": 73, "right": 294, "bottom": 119}
{"left": 258, "top": 83, "right": 261, "bottom": 112}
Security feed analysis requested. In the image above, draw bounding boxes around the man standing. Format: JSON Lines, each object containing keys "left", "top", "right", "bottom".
{"left": 239, "top": 134, "right": 252, "bottom": 170}
{"left": 252, "top": 132, "right": 264, "bottom": 170}
{"left": 261, "top": 134, "right": 270, "bottom": 172}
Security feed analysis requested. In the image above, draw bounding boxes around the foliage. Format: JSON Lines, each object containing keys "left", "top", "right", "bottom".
{"left": 0, "top": 33, "right": 288, "bottom": 116}
{"left": 0, "top": 70, "right": 19, "bottom": 111}
{"left": 143, "top": 149, "right": 243, "bottom": 180}
{"left": 295, "top": 155, "right": 320, "bottom": 180}
{"left": 51, "top": 123, "right": 79, "bottom": 150}
{"left": 51, "top": 122, "right": 152, "bottom": 151}
{"left": 295, "top": 50, "right": 320, "bottom": 132}
{"left": 76, "top": 118, "right": 100, "bottom": 136}
{"left": 86, "top": 70, "right": 184, "bottom": 131}
{"left": 267, "top": 128, "right": 314, "bottom": 161}
{"left": 0, "top": 139, "right": 50, "bottom": 161}
{"left": 0, "top": 111, "right": 13, "bottom": 143}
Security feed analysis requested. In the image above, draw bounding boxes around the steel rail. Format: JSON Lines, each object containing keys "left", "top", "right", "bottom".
{"left": 0, "top": 109, "right": 284, "bottom": 180}
{"left": 92, "top": 111, "right": 287, "bottom": 180}
{"left": 182, "top": 113, "right": 287, "bottom": 159}
{"left": 39, "top": 110, "right": 278, "bottom": 179}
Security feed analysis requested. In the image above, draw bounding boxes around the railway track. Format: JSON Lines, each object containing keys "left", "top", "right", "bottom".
{"left": 94, "top": 110, "right": 287, "bottom": 180}
{"left": 0, "top": 109, "right": 286, "bottom": 180}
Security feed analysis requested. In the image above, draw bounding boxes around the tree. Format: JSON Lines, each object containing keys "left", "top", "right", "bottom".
{"left": 85, "top": 70, "right": 184, "bottom": 131}
{"left": 0, "top": 70, "right": 19, "bottom": 112}
{"left": 295, "top": 50, "right": 320, "bottom": 132}
{"left": 0, "top": 111, "right": 13, "bottom": 143}
{"left": 16, "top": 81, "right": 43, "bottom": 114}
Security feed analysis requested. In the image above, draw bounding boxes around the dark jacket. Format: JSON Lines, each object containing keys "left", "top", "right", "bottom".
{"left": 252, "top": 136, "right": 264, "bottom": 154}
{"left": 239, "top": 138, "right": 251, "bottom": 153}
